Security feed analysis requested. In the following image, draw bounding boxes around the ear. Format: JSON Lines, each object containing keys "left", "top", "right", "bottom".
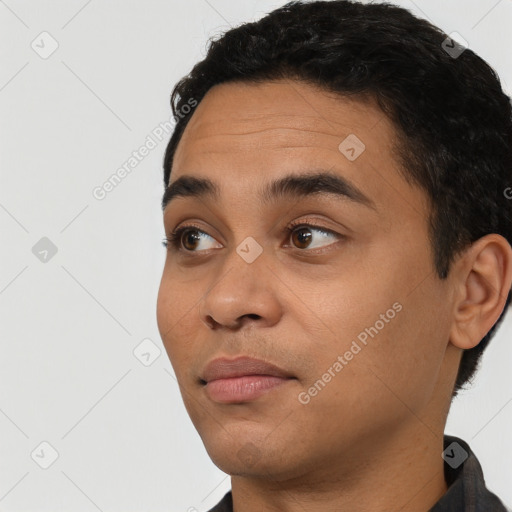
{"left": 450, "top": 234, "right": 512, "bottom": 350}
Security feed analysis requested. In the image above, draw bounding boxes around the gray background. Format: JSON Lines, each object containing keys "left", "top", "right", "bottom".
{"left": 1, "top": 1, "right": 511, "bottom": 510}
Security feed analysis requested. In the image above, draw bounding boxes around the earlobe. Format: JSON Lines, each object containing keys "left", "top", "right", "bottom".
{"left": 449, "top": 234, "right": 512, "bottom": 350}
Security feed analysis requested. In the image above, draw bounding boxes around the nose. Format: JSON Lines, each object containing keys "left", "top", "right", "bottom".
{"left": 199, "top": 251, "right": 283, "bottom": 330}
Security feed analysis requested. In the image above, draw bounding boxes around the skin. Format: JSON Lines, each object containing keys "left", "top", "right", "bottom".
{"left": 156, "top": 79, "right": 512, "bottom": 512}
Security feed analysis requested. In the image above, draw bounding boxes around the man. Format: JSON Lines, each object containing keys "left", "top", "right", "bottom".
{"left": 156, "top": 1, "right": 512, "bottom": 510}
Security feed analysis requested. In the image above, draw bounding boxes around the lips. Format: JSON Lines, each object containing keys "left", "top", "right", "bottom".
{"left": 201, "top": 356, "right": 294, "bottom": 383}
{"left": 200, "top": 356, "right": 296, "bottom": 404}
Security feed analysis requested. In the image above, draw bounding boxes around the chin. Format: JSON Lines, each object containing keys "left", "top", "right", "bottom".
{"left": 203, "top": 434, "right": 306, "bottom": 481}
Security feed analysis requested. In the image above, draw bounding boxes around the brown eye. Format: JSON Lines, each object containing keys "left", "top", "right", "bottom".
{"left": 181, "top": 229, "right": 202, "bottom": 251}
{"left": 291, "top": 227, "right": 313, "bottom": 249}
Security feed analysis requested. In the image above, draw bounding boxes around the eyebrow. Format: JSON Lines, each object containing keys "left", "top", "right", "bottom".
{"left": 161, "top": 170, "right": 376, "bottom": 211}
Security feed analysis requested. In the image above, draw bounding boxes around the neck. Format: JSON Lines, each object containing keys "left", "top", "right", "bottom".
{"left": 231, "top": 424, "right": 448, "bottom": 512}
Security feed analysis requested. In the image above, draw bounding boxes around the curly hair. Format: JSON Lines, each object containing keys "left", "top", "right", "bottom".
{"left": 162, "top": 0, "right": 512, "bottom": 399}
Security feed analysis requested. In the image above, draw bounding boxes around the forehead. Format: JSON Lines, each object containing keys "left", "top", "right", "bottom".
{"left": 169, "top": 79, "right": 428, "bottom": 219}
{"left": 174, "top": 79, "right": 390, "bottom": 161}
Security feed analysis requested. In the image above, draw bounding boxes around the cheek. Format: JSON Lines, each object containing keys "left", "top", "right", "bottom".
{"left": 156, "top": 269, "right": 200, "bottom": 371}
{"left": 369, "top": 294, "right": 448, "bottom": 414}
{"left": 297, "top": 241, "right": 448, "bottom": 410}
{"left": 294, "top": 293, "right": 448, "bottom": 446}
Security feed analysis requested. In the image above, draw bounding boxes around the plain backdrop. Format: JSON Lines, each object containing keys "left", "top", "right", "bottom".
{"left": 1, "top": 1, "right": 511, "bottom": 510}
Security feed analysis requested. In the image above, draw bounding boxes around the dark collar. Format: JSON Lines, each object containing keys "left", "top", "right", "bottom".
{"left": 429, "top": 434, "right": 508, "bottom": 511}
{"left": 208, "top": 435, "right": 509, "bottom": 512}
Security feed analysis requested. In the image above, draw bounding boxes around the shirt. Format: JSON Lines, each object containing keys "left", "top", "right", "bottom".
{"left": 207, "top": 435, "right": 511, "bottom": 512}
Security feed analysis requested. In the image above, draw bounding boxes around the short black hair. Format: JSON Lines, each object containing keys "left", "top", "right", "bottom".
{"left": 162, "top": 0, "right": 512, "bottom": 399}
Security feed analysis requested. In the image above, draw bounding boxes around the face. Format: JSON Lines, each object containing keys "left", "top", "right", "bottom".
{"left": 157, "top": 79, "right": 457, "bottom": 482}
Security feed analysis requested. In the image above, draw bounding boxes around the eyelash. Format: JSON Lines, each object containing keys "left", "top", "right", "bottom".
{"left": 162, "top": 220, "right": 343, "bottom": 254}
